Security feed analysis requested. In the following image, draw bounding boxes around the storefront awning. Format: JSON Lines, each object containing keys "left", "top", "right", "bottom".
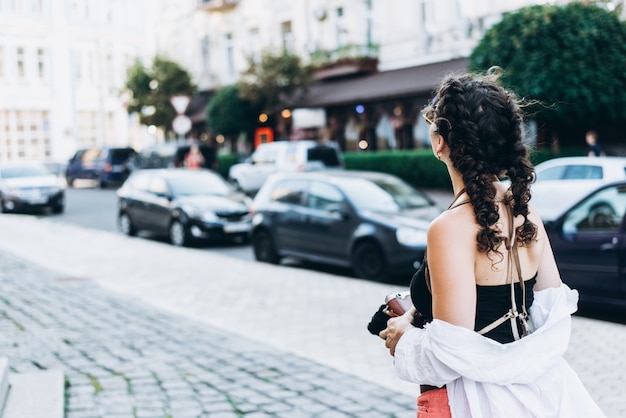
{"left": 298, "top": 57, "right": 468, "bottom": 108}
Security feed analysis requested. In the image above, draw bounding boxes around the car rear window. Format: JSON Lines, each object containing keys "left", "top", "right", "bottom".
{"left": 109, "top": 148, "right": 136, "bottom": 162}
{"left": 307, "top": 146, "right": 341, "bottom": 167}
{"left": 563, "top": 165, "right": 602, "bottom": 180}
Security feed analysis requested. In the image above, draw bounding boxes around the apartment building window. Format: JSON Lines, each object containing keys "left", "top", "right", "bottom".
{"left": 225, "top": 33, "right": 234, "bottom": 75}
{"left": 37, "top": 48, "right": 45, "bottom": 79}
{"left": 78, "top": 111, "right": 97, "bottom": 147}
{"left": 281, "top": 21, "right": 293, "bottom": 52}
{"left": 16, "top": 47, "right": 25, "bottom": 78}
{"left": 86, "top": 50, "right": 94, "bottom": 83}
{"left": 105, "top": 53, "right": 114, "bottom": 90}
{"left": 33, "top": 0, "right": 43, "bottom": 15}
{"left": 5, "top": 110, "right": 50, "bottom": 160}
{"left": 201, "top": 35, "right": 210, "bottom": 72}
{"left": 336, "top": 7, "right": 346, "bottom": 47}
{"left": 365, "top": 0, "right": 373, "bottom": 46}
{"left": 248, "top": 28, "right": 260, "bottom": 62}
{"left": 73, "top": 50, "right": 82, "bottom": 81}
{"left": 14, "top": 0, "right": 24, "bottom": 13}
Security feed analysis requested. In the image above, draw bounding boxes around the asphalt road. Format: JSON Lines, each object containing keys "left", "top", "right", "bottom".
{"left": 43, "top": 183, "right": 625, "bottom": 325}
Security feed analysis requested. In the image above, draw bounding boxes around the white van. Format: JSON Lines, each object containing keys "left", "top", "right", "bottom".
{"left": 228, "top": 140, "right": 343, "bottom": 195}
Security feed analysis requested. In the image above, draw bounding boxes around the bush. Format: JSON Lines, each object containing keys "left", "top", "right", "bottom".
{"left": 217, "top": 147, "right": 586, "bottom": 189}
{"left": 342, "top": 150, "right": 452, "bottom": 190}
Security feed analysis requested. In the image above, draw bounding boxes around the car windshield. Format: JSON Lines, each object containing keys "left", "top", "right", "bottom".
{"left": 167, "top": 172, "right": 232, "bottom": 197}
{"left": 0, "top": 165, "right": 51, "bottom": 178}
{"left": 339, "top": 177, "right": 432, "bottom": 212}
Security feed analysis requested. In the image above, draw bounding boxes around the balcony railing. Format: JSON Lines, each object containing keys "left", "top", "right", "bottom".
{"left": 197, "top": 0, "right": 238, "bottom": 12}
{"left": 310, "top": 44, "right": 379, "bottom": 80}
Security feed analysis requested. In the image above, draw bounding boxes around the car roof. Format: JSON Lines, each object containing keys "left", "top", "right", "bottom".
{"left": 535, "top": 156, "right": 626, "bottom": 169}
{"left": 267, "top": 169, "right": 401, "bottom": 184}
{"left": 133, "top": 168, "right": 219, "bottom": 179}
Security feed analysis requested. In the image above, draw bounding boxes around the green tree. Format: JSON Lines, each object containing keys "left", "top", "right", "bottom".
{"left": 206, "top": 85, "right": 260, "bottom": 152}
{"left": 124, "top": 56, "right": 195, "bottom": 131}
{"left": 237, "top": 49, "right": 313, "bottom": 113}
{"left": 469, "top": 3, "right": 626, "bottom": 135}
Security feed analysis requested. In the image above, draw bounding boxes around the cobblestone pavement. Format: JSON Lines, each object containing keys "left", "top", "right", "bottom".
{"left": 0, "top": 253, "right": 417, "bottom": 418}
{"left": 0, "top": 208, "right": 624, "bottom": 418}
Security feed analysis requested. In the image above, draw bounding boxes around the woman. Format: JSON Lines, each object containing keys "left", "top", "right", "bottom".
{"left": 379, "top": 68, "right": 605, "bottom": 418}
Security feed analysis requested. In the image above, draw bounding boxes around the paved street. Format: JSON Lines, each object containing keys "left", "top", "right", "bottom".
{"left": 0, "top": 213, "right": 624, "bottom": 417}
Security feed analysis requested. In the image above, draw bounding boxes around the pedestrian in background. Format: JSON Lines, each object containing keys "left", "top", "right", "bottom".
{"left": 379, "top": 68, "right": 605, "bottom": 417}
{"left": 184, "top": 143, "right": 205, "bottom": 169}
{"left": 586, "top": 130, "right": 605, "bottom": 157}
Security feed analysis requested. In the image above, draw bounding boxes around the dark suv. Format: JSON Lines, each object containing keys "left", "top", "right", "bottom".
{"left": 66, "top": 147, "right": 136, "bottom": 188}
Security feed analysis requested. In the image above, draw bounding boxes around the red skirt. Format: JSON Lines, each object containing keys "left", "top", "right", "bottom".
{"left": 417, "top": 388, "right": 451, "bottom": 418}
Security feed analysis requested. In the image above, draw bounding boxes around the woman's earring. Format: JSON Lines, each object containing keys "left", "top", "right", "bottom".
{"left": 437, "top": 152, "right": 442, "bottom": 160}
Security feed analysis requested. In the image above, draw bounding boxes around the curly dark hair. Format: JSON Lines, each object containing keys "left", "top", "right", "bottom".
{"left": 423, "top": 67, "right": 537, "bottom": 259}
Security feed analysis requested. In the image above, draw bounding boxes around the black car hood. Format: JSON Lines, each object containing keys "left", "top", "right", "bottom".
{"left": 175, "top": 195, "right": 248, "bottom": 212}
{"left": 365, "top": 206, "right": 441, "bottom": 229}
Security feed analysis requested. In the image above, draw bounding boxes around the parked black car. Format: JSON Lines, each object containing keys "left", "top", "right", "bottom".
{"left": 0, "top": 162, "right": 65, "bottom": 214}
{"left": 545, "top": 180, "right": 626, "bottom": 310}
{"left": 117, "top": 168, "right": 251, "bottom": 247}
{"left": 66, "top": 147, "right": 137, "bottom": 188}
{"left": 250, "top": 170, "right": 442, "bottom": 281}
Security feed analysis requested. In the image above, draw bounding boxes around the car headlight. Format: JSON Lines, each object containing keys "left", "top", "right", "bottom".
{"left": 5, "top": 187, "right": 23, "bottom": 198}
{"left": 201, "top": 211, "right": 218, "bottom": 223}
{"left": 396, "top": 227, "right": 427, "bottom": 247}
{"left": 180, "top": 204, "right": 197, "bottom": 217}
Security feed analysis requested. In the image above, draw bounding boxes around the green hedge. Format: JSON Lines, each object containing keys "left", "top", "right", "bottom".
{"left": 342, "top": 149, "right": 452, "bottom": 190}
{"left": 217, "top": 146, "right": 586, "bottom": 190}
{"left": 216, "top": 153, "right": 242, "bottom": 179}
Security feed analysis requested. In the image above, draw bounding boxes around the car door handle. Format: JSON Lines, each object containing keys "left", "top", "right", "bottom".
{"left": 600, "top": 237, "right": 619, "bottom": 252}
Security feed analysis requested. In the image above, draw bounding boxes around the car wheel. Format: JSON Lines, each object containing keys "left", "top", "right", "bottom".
{"left": 169, "top": 220, "right": 189, "bottom": 247}
{"left": 66, "top": 177, "right": 75, "bottom": 187}
{"left": 352, "top": 241, "right": 388, "bottom": 281}
{"left": 118, "top": 212, "right": 136, "bottom": 236}
{"left": 252, "top": 229, "right": 280, "bottom": 264}
{"left": 51, "top": 204, "right": 64, "bottom": 214}
{"left": 98, "top": 177, "right": 108, "bottom": 189}
{"left": 587, "top": 203, "right": 617, "bottom": 229}
{"left": 1, "top": 199, "right": 8, "bottom": 213}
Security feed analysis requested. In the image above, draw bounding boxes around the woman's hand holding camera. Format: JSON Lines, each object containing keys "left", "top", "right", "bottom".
{"left": 379, "top": 307, "right": 416, "bottom": 356}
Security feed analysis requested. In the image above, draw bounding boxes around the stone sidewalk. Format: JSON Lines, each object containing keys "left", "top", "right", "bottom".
{"left": 0, "top": 253, "right": 416, "bottom": 417}
{"left": 0, "top": 213, "right": 624, "bottom": 417}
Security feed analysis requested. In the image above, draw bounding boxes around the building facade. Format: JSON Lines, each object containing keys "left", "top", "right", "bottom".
{"left": 0, "top": 0, "right": 157, "bottom": 163}
{"left": 157, "top": 0, "right": 577, "bottom": 152}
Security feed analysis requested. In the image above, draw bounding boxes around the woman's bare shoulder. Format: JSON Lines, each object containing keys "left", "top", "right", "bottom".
{"left": 428, "top": 205, "right": 477, "bottom": 246}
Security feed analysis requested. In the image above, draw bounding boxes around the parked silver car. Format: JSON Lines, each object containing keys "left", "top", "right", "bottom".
{"left": 0, "top": 162, "right": 65, "bottom": 214}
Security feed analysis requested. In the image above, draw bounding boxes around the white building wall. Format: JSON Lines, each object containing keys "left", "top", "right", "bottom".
{"left": 174, "top": 0, "right": 577, "bottom": 91}
{"left": 0, "top": 0, "right": 157, "bottom": 163}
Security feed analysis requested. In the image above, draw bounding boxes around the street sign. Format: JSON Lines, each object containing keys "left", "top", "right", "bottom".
{"left": 170, "top": 95, "right": 191, "bottom": 114}
{"left": 172, "top": 115, "right": 192, "bottom": 135}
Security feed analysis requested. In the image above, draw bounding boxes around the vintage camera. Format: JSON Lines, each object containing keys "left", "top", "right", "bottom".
{"left": 383, "top": 291, "right": 413, "bottom": 317}
{"left": 367, "top": 291, "right": 414, "bottom": 335}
